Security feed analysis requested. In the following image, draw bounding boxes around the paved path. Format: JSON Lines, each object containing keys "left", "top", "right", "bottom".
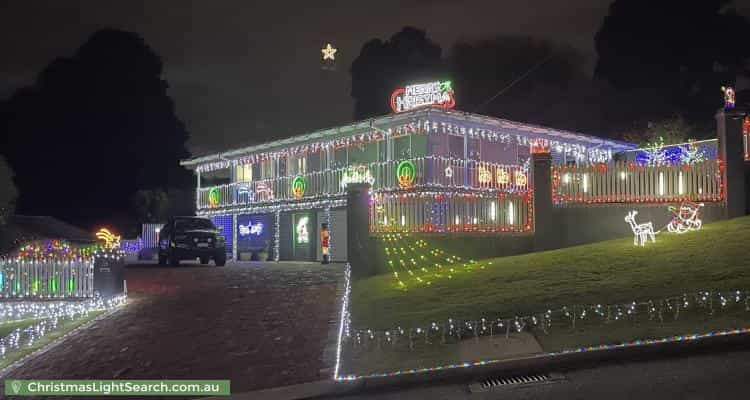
{"left": 3, "top": 261, "right": 343, "bottom": 396}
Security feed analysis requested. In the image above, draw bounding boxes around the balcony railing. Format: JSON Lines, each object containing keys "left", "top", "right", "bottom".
{"left": 197, "top": 157, "right": 529, "bottom": 210}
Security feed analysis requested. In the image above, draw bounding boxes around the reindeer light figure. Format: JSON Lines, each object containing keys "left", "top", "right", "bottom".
{"left": 625, "top": 210, "right": 657, "bottom": 246}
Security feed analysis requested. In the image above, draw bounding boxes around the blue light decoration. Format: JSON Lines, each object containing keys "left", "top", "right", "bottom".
{"left": 210, "top": 215, "right": 233, "bottom": 255}
{"left": 634, "top": 141, "right": 716, "bottom": 166}
{"left": 120, "top": 237, "right": 144, "bottom": 254}
{"left": 239, "top": 221, "right": 264, "bottom": 236}
{"left": 236, "top": 214, "right": 271, "bottom": 254}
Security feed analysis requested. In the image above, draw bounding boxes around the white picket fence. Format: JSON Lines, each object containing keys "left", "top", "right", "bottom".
{"left": 0, "top": 258, "right": 95, "bottom": 299}
{"left": 552, "top": 160, "right": 723, "bottom": 204}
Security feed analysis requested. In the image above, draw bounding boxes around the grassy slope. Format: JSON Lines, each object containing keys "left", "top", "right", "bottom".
{"left": 0, "top": 311, "right": 104, "bottom": 369}
{"left": 351, "top": 215, "right": 750, "bottom": 329}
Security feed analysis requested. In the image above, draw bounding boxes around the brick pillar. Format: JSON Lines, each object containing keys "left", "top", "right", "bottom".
{"left": 346, "top": 183, "right": 375, "bottom": 279}
{"left": 532, "top": 152, "right": 556, "bottom": 251}
{"left": 716, "top": 107, "right": 748, "bottom": 218}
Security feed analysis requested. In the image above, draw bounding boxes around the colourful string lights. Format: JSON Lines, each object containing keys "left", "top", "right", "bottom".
{"left": 380, "top": 233, "right": 486, "bottom": 289}
{"left": 336, "top": 289, "right": 750, "bottom": 381}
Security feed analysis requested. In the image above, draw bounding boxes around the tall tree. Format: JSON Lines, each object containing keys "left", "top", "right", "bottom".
{"left": 351, "top": 27, "right": 446, "bottom": 119}
{"left": 594, "top": 0, "right": 750, "bottom": 122}
{"left": 0, "top": 29, "right": 193, "bottom": 229}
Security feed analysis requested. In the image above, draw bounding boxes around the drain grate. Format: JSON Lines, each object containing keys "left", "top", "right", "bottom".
{"left": 469, "top": 373, "right": 562, "bottom": 392}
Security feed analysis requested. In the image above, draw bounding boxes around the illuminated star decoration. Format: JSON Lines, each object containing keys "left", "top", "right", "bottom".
{"left": 321, "top": 43, "right": 337, "bottom": 61}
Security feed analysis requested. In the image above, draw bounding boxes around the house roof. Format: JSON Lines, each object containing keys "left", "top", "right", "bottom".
{"left": 180, "top": 107, "right": 635, "bottom": 168}
{"left": 5, "top": 215, "right": 96, "bottom": 243}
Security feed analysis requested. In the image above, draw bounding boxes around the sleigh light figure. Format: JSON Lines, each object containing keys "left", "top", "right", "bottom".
{"left": 667, "top": 202, "right": 704, "bottom": 234}
{"left": 625, "top": 210, "right": 657, "bottom": 246}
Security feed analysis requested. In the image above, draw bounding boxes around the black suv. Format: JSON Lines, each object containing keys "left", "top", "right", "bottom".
{"left": 158, "top": 216, "right": 227, "bottom": 266}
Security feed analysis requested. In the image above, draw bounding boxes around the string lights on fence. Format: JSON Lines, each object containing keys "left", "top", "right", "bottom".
{"left": 0, "top": 240, "right": 125, "bottom": 299}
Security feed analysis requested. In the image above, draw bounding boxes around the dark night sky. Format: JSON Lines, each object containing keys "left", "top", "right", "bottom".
{"left": 2, "top": 1, "right": 749, "bottom": 157}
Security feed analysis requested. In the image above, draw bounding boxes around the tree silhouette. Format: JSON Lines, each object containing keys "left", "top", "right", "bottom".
{"left": 0, "top": 29, "right": 193, "bottom": 230}
{"left": 594, "top": 0, "right": 750, "bottom": 122}
{"left": 351, "top": 27, "right": 446, "bottom": 119}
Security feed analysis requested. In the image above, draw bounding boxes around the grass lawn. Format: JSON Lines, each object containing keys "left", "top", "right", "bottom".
{"left": 0, "top": 319, "right": 39, "bottom": 338}
{"left": 351, "top": 215, "right": 750, "bottom": 330}
{"left": 0, "top": 311, "right": 105, "bottom": 370}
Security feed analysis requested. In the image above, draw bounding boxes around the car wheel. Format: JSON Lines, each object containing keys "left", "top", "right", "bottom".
{"left": 215, "top": 252, "right": 226, "bottom": 267}
{"left": 199, "top": 256, "right": 209, "bottom": 265}
{"left": 158, "top": 255, "right": 167, "bottom": 266}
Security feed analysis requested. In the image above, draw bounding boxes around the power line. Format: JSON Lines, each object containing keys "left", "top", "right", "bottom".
{"left": 474, "top": 54, "right": 555, "bottom": 113}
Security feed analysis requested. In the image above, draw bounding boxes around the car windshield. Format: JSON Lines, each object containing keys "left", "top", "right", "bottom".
{"left": 174, "top": 218, "right": 215, "bottom": 232}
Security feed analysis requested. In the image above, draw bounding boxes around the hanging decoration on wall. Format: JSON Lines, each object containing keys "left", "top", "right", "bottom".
{"left": 496, "top": 168, "right": 510, "bottom": 185}
{"left": 514, "top": 170, "right": 528, "bottom": 187}
{"left": 625, "top": 210, "right": 657, "bottom": 246}
{"left": 239, "top": 221, "right": 264, "bottom": 236}
{"left": 390, "top": 81, "right": 455, "bottom": 113}
{"left": 95, "top": 228, "right": 121, "bottom": 249}
{"left": 444, "top": 165, "right": 453, "bottom": 179}
{"left": 208, "top": 187, "right": 222, "bottom": 208}
{"left": 292, "top": 175, "right": 307, "bottom": 199}
{"left": 477, "top": 164, "right": 491, "bottom": 184}
{"left": 667, "top": 202, "right": 704, "bottom": 234}
{"left": 721, "top": 86, "right": 735, "bottom": 109}
{"left": 237, "top": 184, "right": 255, "bottom": 203}
{"left": 296, "top": 216, "right": 310, "bottom": 244}
{"left": 256, "top": 182, "right": 274, "bottom": 201}
{"left": 396, "top": 160, "right": 416, "bottom": 188}
{"left": 340, "top": 164, "right": 374, "bottom": 188}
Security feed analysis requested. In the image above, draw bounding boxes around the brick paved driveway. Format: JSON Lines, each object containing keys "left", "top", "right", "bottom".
{"left": 3, "top": 261, "right": 343, "bottom": 394}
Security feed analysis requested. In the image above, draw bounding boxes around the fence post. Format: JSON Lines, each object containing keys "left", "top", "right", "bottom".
{"left": 716, "top": 107, "right": 748, "bottom": 218}
{"left": 532, "top": 152, "right": 557, "bottom": 251}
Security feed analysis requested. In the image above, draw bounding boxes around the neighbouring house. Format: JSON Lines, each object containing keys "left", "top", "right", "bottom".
{"left": 1, "top": 215, "right": 96, "bottom": 249}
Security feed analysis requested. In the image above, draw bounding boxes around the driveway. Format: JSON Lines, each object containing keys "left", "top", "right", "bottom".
{"left": 2, "top": 261, "right": 344, "bottom": 394}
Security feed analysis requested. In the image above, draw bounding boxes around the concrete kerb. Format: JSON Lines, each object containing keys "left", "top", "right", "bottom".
{"left": 214, "top": 329, "right": 750, "bottom": 400}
